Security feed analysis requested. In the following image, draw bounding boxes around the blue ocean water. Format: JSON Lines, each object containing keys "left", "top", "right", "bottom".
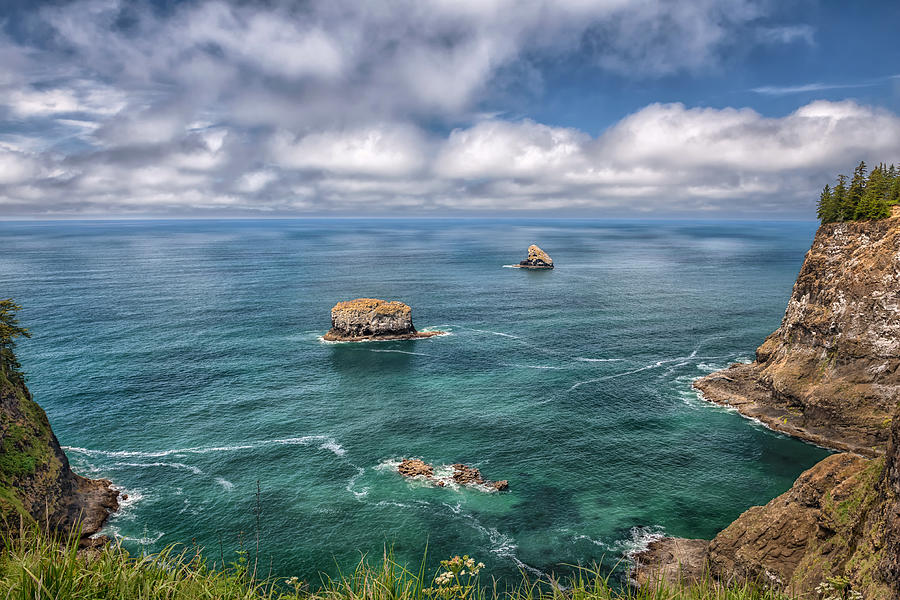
{"left": 1, "top": 218, "right": 830, "bottom": 582}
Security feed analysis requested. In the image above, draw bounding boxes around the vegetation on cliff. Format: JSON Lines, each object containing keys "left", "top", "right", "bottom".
{"left": 0, "top": 300, "right": 118, "bottom": 540}
{"left": 816, "top": 161, "right": 900, "bottom": 223}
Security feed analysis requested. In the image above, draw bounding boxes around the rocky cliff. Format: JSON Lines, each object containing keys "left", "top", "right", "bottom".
{"left": 0, "top": 369, "right": 119, "bottom": 541}
{"left": 695, "top": 218, "right": 900, "bottom": 457}
{"left": 323, "top": 298, "right": 444, "bottom": 342}
{"left": 635, "top": 217, "right": 900, "bottom": 598}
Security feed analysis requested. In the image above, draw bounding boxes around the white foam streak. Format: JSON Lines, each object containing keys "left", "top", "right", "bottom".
{"left": 215, "top": 477, "right": 235, "bottom": 491}
{"left": 64, "top": 434, "right": 346, "bottom": 460}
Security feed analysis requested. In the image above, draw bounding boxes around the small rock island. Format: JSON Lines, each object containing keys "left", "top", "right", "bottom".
{"left": 397, "top": 458, "right": 508, "bottom": 491}
{"left": 513, "top": 244, "right": 554, "bottom": 269}
{"left": 323, "top": 298, "right": 445, "bottom": 342}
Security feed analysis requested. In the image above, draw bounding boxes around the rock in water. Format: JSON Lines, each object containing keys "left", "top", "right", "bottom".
{"left": 514, "top": 244, "right": 554, "bottom": 269}
{"left": 322, "top": 298, "right": 445, "bottom": 342}
{"left": 396, "top": 459, "right": 508, "bottom": 491}
{"left": 398, "top": 458, "right": 434, "bottom": 478}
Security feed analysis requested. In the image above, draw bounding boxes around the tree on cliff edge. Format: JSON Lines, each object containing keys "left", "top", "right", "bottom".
{"left": 0, "top": 299, "right": 30, "bottom": 388}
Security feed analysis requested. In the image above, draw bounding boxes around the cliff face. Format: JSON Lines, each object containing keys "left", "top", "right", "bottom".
{"left": 635, "top": 218, "right": 900, "bottom": 597}
{"left": 323, "top": 298, "right": 444, "bottom": 342}
{"left": 635, "top": 409, "right": 899, "bottom": 598}
{"left": 695, "top": 218, "right": 900, "bottom": 457}
{"left": 0, "top": 371, "right": 118, "bottom": 540}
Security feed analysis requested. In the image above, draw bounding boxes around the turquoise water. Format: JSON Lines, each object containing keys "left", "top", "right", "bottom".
{"left": 2, "top": 219, "right": 830, "bottom": 582}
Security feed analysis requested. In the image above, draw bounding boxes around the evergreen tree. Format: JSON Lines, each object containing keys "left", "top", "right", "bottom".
{"left": 0, "top": 298, "right": 30, "bottom": 388}
{"left": 832, "top": 174, "right": 848, "bottom": 220}
{"left": 816, "top": 184, "right": 838, "bottom": 223}
{"left": 841, "top": 161, "right": 867, "bottom": 220}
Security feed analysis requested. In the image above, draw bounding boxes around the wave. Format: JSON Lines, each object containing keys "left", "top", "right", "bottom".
{"left": 215, "top": 477, "right": 234, "bottom": 491}
{"left": 346, "top": 467, "right": 369, "bottom": 499}
{"left": 616, "top": 525, "right": 666, "bottom": 558}
{"left": 64, "top": 434, "right": 346, "bottom": 460}
{"left": 575, "top": 357, "right": 626, "bottom": 363}
{"left": 108, "top": 461, "right": 204, "bottom": 475}
{"left": 567, "top": 353, "right": 732, "bottom": 391}
{"left": 499, "top": 363, "right": 567, "bottom": 370}
{"left": 369, "top": 349, "right": 431, "bottom": 356}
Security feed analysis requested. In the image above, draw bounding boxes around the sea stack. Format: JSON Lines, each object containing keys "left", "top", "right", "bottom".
{"left": 514, "top": 244, "right": 554, "bottom": 269}
{"left": 323, "top": 298, "right": 444, "bottom": 342}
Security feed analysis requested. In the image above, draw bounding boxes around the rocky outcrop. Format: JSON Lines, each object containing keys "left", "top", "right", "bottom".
{"left": 514, "top": 244, "right": 554, "bottom": 269}
{"left": 631, "top": 538, "right": 708, "bottom": 587}
{"left": 323, "top": 298, "right": 444, "bottom": 342}
{"left": 634, "top": 442, "right": 898, "bottom": 597}
{"left": 0, "top": 370, "right": 119, "bottom": 543}
{"left": 635, "top": 217, "right": 900, "bottom": 597}
{"left": 451, "top": 464, "right": 509, "bottom": 491}
{"left": 695, "top": 218, "right": 900, "bottom": 457}
{"left": 396, "top": 459, "right": 508, "bottom": 492}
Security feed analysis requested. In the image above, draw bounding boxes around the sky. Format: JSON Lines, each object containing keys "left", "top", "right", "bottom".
{"left": 0, "top": 0, "right": 899, "bottom": 218}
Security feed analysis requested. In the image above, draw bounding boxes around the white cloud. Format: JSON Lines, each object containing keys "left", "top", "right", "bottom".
{"left": 0, "top": 0, "right": 887, "bottom": 216}
{"left": 270, "top": 124, "right": 429, "bottom": 177}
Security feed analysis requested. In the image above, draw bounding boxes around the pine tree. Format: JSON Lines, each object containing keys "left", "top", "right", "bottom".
{"left": 0, "top": 298, "right": 30, "bottom": 388}
{"left": 856, "top": 165, "right": 891, "bottom": 220}
{"left": 843, "top": 161, "right": 868, "bottom": 220}
{"left": 832, "top": 174, "right": 848, "bottom": 220}
{"left": 817, "top": 184, "right": 838, "bottom": 223}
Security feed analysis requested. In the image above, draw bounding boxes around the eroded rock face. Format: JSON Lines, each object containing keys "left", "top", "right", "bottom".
{"left": 695, "top": 218, "right": 900, "bottom": 457}
{"left": 323, "top": 298, "right": 444, "bottom": 342}
{"left": 633, "top": 217, "right": 900, "bottom": 597}
{"left": 0, "top": 372, "right": 119, "bottom": 542}
{"left": 515, "top": 244, "right": 554, "bottom": 269}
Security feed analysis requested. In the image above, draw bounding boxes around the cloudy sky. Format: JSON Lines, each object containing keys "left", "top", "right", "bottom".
{"left": 1, "top": 0, "right": 899, "bottom": 218}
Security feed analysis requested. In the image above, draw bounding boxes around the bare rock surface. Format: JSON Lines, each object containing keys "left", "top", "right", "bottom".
{"left": 323, "top": 298, "right": 444, "bottom": 342}
{"left": 631, "top": 538, "right": 709, "bottom": 587}
{"left": 514, "top": 244, "right": 554, "bottom": 269}
{"left": 695, "top": 218, "right": 900, "bottom": 457}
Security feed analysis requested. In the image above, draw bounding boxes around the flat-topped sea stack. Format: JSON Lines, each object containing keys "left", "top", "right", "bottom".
{"left": 514, "top": 244, "right": 554, "bottom": 269}
{"left": 323, "top": 298, "right": 444, "bottom": 342}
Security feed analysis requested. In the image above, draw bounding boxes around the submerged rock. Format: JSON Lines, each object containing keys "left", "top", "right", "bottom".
{"left": 323, "top": 298, "right": 445, "bottom": 342}
{"left": 395, "top": 459, "right": 508, "bottom": 492}
{"left": 514, "top": 244, "right": 554, "bottom": 269}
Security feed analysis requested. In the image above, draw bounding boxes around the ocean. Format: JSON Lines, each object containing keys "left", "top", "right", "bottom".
{"left": 1, "top": 218, "right": 831, "bottom": 582}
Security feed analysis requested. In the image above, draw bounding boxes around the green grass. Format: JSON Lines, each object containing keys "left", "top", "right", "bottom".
{"left": 0, "top": 525, "right": 797, "bottom": 600}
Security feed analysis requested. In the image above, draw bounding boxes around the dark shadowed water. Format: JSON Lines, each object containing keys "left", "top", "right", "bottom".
{"left": 1, "top": 218, "right": 830, "bottom": 582}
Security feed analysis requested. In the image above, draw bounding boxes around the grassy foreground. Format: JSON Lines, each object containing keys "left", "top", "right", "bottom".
{"left": 0, "top": 526, "right": 796, "bottom": 600}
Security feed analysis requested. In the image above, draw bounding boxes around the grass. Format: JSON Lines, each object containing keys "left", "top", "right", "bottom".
{"left": 0, "top": 525, "right": 796, "bottom": 600}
